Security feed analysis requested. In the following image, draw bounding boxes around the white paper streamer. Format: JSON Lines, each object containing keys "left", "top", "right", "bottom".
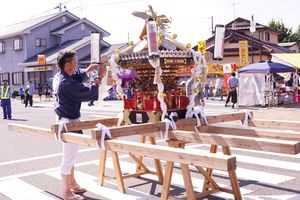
{"left": 242, "top": 109, "right": 253, "bottom": 127}
{"left": 95, "top": 123, "right": 112, "bottom": 149}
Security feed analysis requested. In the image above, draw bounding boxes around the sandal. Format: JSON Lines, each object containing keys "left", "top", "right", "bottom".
{"left": 63, "top": 194, "right": 84, "bottom": 200}
{"left": 71, "top": 187, "right": 87, "bottom": 194}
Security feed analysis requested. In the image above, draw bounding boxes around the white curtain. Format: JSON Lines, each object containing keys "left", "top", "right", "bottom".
{"left": 238, "top": 73, "right": 265, "bottom": 106}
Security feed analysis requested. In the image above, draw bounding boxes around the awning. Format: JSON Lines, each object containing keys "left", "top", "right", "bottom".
{"left": 271, "top": 53, "right": 300, "bottom": 69}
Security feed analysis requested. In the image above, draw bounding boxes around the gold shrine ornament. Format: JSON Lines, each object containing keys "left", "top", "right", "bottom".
{"left": 172, "top": 34, "right": 177, "bottom": 39}
{"left": 194, "top": 88, "right": 200, "bottom": 94}
{"left": 196, "top": 77, "right": 201, "bottom": 82}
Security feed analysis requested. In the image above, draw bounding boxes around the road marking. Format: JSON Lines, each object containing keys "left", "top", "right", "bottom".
{"left": 186, "top": 144, "right": 300, "bottom": 170}
{"left": 0, "top": 155, "right": 128, "bottom": 181}
{"left": 0, "top": 147, "right": 99, "bottom": 166}
{"left": 187, "top": 143, "right": 300, "bottom": 158}
{"left": 47, "top": 171, "right": 159, "bottom": 200}
{"left": 243, "top": 194, "right": 300, "bottom": 200}
{"left": 96, "top": 159, "right": 253, "bottom": 197}
{"left": 0, "top": 178, "right": 60, "bottom": 200}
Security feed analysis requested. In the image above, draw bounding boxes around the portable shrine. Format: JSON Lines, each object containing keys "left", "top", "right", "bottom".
{"left": 109, "top": 6, "right": 207, "bottom": 124}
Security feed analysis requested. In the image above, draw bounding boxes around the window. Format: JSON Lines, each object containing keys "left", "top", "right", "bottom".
{"left": 13, "top": 38, "right": 23, "bottom": 51}
{"left": 265, "top": 32, "right": 270, "bottom": 41}
{"left": 81, "top": 23, "right": 85, "bottom": 31}
{"left": 259, "top": 32, "right": 264, "bottom": 41}
{"left": 0, "top": 73, "right": 10, "bottom": 84}
{"left": 62, "top": 16, "right": 67, "bottom": 23}
{"left": 0, "top": 41, "right": 5, "bottom": 53}
{"left": 12, "top": 72, "right": 24, "bottom": 85}
{"left": 35, "top": 38, "right": 46, "bottom": 47}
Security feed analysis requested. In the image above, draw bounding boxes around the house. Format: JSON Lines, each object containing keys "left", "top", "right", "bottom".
{"left": 278, "top": 42, "right": 300, "bottom": 53}
{"left": 200, "top": 17, "right": 293, "bottom": 68}
{"left": 0, "top": 10, "right": 128, "bottom": 91}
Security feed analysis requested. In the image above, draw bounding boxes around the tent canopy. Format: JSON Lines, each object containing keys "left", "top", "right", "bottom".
{"left": 238, "top": 61, "right": 295, "bottom": 74}
{"left": 271, "top": 53, "right": 300, "bottom": 69}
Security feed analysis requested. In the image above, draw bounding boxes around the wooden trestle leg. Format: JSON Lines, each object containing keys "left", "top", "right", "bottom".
{"left": 98, "top": 149, "right": 107, "bottom": 186}
{"left": 161, "top": 161, "right": 174, "bottom": 200}
{"left": 135, "top": 135, "right": 164, "bottom": 184}
{"left": 111, "top": 151, "right": 125, "bottom": 193}
{"left": 202, "top": 144, "right": 218, "bottom": 192}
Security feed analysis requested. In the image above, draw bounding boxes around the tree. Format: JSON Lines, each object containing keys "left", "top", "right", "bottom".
{"left": 268, "top": 19, "right": 295, "bottom": 42}
{"left": 291, "top": 25, "right": 300, "bottom": 42}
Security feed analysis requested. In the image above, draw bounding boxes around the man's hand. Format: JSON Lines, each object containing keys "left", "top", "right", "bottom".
{"left": 91, "top": 77, "right": 102, "bottom": 86}
{"left": 85, "top": 63, "right": 106, "bottom": 74}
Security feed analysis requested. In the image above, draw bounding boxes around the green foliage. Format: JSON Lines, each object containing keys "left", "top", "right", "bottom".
{"left": 268, "top": 19, "right": 299, "bottom": 42}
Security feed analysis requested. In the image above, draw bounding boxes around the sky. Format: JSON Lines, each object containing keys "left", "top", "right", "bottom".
{"left": 0, "top": 0, "right": 299, "bottom": 45}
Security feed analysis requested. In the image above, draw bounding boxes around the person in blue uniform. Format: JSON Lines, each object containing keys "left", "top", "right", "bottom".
{"left": 53, "top": 50, "right": 105, "bottom": 200}
{"left": 0, "top": 80, "right": 12, "bottom": 119}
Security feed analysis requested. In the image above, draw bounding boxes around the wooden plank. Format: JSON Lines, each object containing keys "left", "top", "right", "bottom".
{"left": 91, "top": 112, "right": 251, "bottom": 139}
{"left": 170, "top": 130, "right": 300, "bottom": 154}
{"left": 51, "top": 117, "right": 119, "bottom": 133}
{"left": 197, "top": 124, "right": 300, "bottom": 141}
{"left": 250, "top": 119, "right": 300, "bottom": 130}
{"left": 9, "top": 123, "right": 98, "bottom": 147}
{"left": 106, "top": 139, "right": 236, "bottom": 171}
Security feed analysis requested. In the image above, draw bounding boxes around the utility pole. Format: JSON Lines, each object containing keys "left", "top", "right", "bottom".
{"left": 54, "top": 2, "right": 66, "bottom": 12}
{"left": 211, "top": 16, "right": 214, "bottom": 35}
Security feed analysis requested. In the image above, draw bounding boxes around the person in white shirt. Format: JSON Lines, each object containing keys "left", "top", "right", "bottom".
{"left": 212, "top": 75, "right": 223, "bottom": 101}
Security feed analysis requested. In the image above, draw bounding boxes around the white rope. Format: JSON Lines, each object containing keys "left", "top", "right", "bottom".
{"left": 161, "top": 115, "right": 177, "bottom": 140}
{"left": 242, "top": 109, "right": 253, "bottom": 127}
{"left": 149, "top": 58, "right": 168, "bottom": 120}
{"left": 95, "top": 123, "right": 112, "bottom": 149}
{"left": 55, "top": 120, "right": 68, "bottom": 142}
{"left": 109, "top": 54, "right": 124, "bottom": 97}
{"left": 117, "top": 112, "right": 123, "bottom": 127}
{"left": 185, "top": 50, "right": 207, "bottom": 118}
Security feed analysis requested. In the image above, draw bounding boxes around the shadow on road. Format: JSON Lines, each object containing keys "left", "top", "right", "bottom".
{"left": 8, "top": 118, "right": 27, "bottom": 121}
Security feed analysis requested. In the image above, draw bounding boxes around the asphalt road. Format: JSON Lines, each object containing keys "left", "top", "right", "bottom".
{"left": 0, "top": 97, "right": 300, "bottom": 200}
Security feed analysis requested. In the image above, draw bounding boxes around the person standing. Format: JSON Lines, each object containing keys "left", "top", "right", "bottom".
{"left": 25, "top": 80, "right": 34, "bottom": 107}
{"left": 45, "top": 83, "right": 51, "bottom": 101}
{"left": 212, "top": 75, "right": 223, "bottom": 101}
{"left": 19, "top": 87, "right": 25, "bottom": 103}
{"left": 53, "top": 50, "right": 104, "bottom": 200}
{"left": 0, "top": 80, "right": 12, "bottom": 119}
{"left": 37, "top": 83, "right": 43, "bottom": 101}
{"left": 203, "top": 79, "right": 210, "bottom": 100}
{"left": 225, "top": 72, "right": 239, "bottom": 108}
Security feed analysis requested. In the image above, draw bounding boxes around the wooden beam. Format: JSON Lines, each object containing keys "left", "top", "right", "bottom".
{"left": 105, "top": 139, "right": 236, "bottom": 171}
{"left": 250, "top": 119, "right": 300, "bottom": 130}
{"left": 9, "top": 123, "right": 97, "bottom": 147}
{"left": 170, "top": 130, "right": 300, "bottom": 154}
{"left": 9, "top": 123, "right": 236, "bottom": 171}
{"left": 51, "top": 117, "right": 119, "bottom": 133}
{"left": 197, "top": 125, "right": 300, "bottom": 141}
{"left": 91, "top": 112, "right": 251, "bottom": 139}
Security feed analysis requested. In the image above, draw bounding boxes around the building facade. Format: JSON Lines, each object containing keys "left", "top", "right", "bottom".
{"left": 0, "top": 10, "right": 127, "bottom": 92}
{"left": 202, "top": 17, "right": 293, "bottom": 67}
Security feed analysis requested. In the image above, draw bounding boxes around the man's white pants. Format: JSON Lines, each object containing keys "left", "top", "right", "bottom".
{"left": 56, "top": 117, "right": 80, "bottom": 175}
